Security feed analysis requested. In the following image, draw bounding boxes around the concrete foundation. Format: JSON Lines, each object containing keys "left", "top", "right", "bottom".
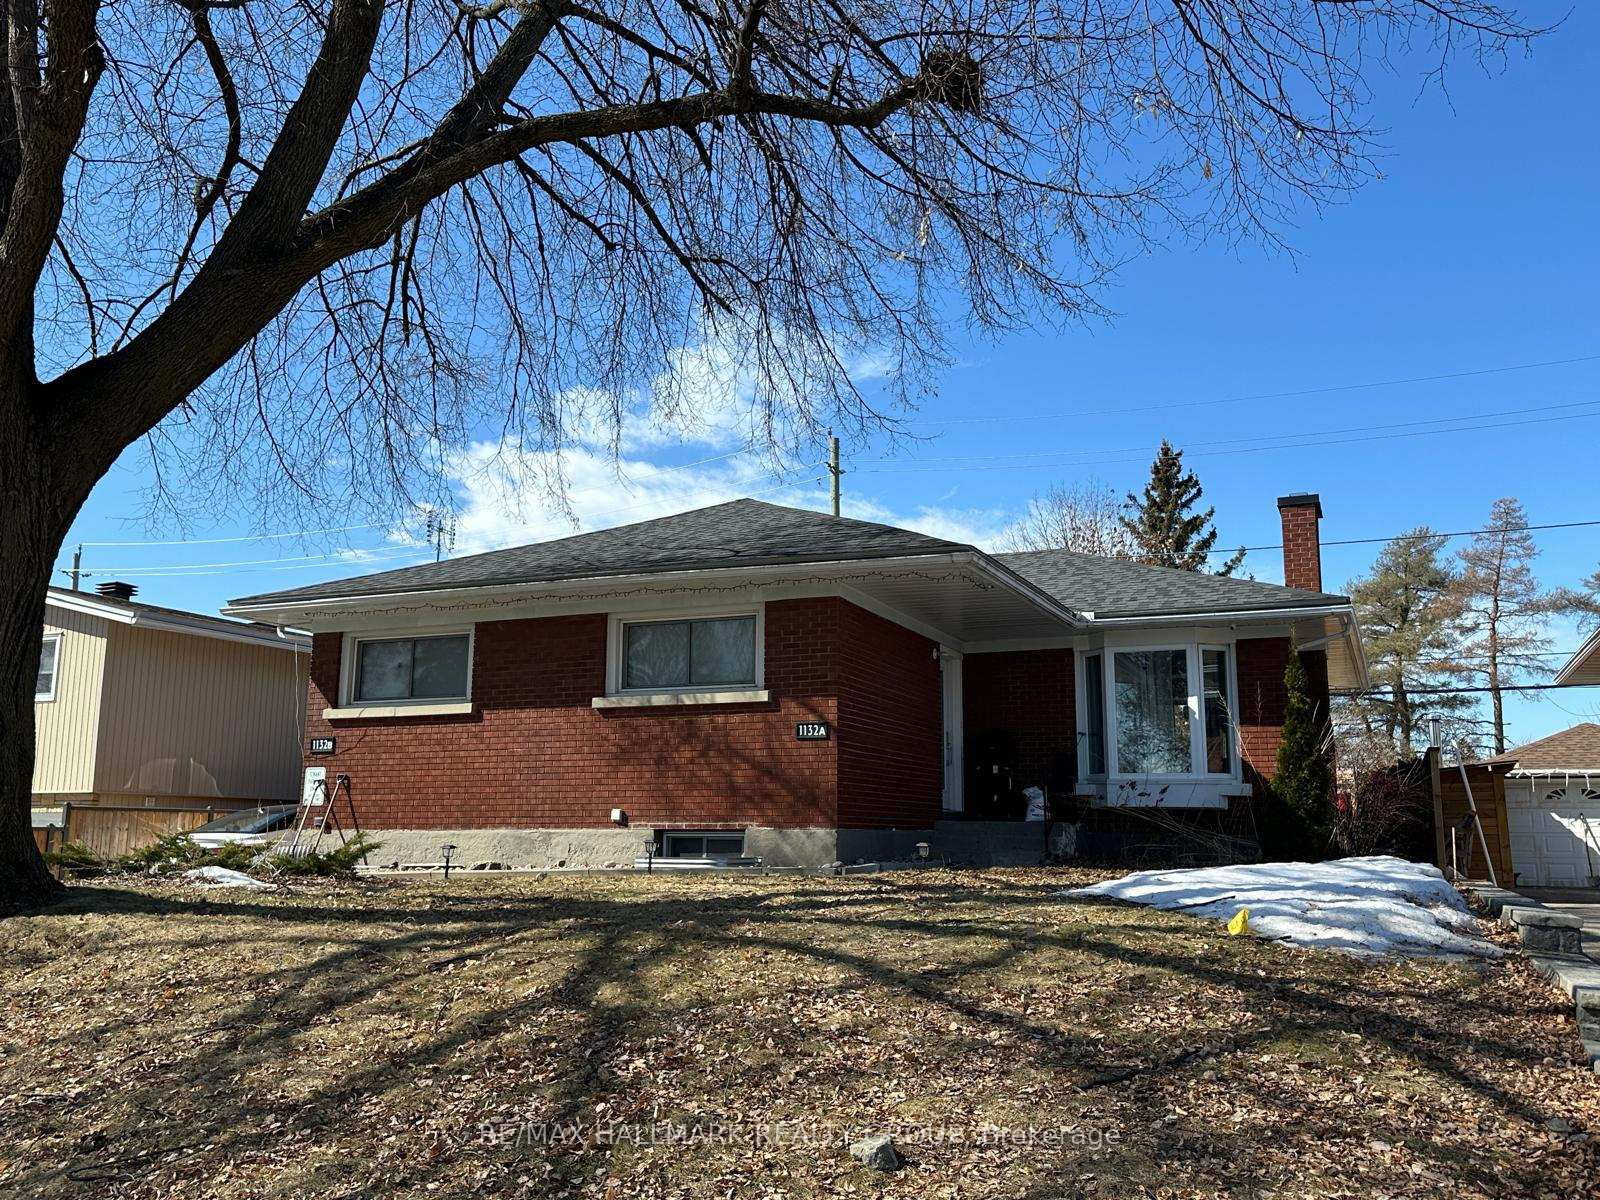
{"left": 932, "top": 819, "right": 1058, "bottom": 867}
{"left": 357, "top": 825, "right": 940, "bottom": 870}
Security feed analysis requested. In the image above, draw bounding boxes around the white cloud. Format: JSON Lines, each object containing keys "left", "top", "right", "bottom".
{"left": 432, "top": 434, "right": 1018, "bottom": 560}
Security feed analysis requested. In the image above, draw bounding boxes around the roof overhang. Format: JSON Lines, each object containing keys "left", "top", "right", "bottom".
{"left": 222, "top": 552, "right": 1086, "bottom": 649}
{"left": 48, "top": 590, "right": 308, "bottom": 651}
{"left": 1555, "top": 626, "right": 1600, "bottom": 686}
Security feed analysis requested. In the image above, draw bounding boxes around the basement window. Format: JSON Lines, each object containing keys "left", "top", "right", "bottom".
{"left": 662, "top": 831, "right": 746, "bottom": 859}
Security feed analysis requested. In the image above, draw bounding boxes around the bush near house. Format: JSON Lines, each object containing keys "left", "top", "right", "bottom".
{"left": 1262, "top": 653, "right": 1336, "bottom": 860}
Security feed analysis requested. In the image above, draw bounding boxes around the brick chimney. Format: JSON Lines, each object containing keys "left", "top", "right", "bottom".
{"left": 1276, "top": 493, "right": 1323, "bottom": 592}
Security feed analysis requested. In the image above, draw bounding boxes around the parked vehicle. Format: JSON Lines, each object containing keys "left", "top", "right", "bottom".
{"left": 188, "top": 805, "right": 297, "bottom": 849}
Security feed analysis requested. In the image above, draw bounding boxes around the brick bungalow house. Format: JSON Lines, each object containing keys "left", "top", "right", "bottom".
{"left": 223, "top": 493, "right": 1366, "bottom": 867}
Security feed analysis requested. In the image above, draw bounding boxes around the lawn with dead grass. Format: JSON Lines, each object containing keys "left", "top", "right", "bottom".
{"left": 2, "top": 868, "right": 1595, "bottom": 1198}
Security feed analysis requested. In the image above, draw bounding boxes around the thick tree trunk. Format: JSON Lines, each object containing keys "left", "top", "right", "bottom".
{"left": 0, "top": 391, "right": 84, "bottom": 909}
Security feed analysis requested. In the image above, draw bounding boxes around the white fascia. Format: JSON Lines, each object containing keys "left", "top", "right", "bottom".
{"left": 1554, "top": 626, "right": 1600, "bottom": 686}
{"left": 221, "top": 551, "right": 1085, "bottom": 640}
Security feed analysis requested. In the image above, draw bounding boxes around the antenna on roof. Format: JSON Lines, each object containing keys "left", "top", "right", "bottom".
{"left": 827, "top": 433, "right": 842, "bottom": 517}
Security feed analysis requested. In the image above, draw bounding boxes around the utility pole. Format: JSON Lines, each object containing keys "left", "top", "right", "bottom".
{"left": 827, "top": 433, "right": 842, "bottom": 517}
{"left": 70, "top": 545, "right": 82, "bottom": 592}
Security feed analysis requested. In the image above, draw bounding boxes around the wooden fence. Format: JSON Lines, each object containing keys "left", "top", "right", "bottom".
{"left": 1427, "top": 749, "right": 1516, "bottom": 887}
{"left": 46, "top": 803, "right": 231, "bottom": 861}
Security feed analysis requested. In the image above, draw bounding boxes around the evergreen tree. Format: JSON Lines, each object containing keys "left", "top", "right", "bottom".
{"left": 1120, "top": 441, "right": 1245, "bottom": 575}
{"left": 1336, "top": 528, "right": 1478, "bottom": 758}
{"left": 1452, "top": 498, "right": 1562, "bottom": 754}
{"left": 1273, "top": 652, "right": 1335, "bottom": 858}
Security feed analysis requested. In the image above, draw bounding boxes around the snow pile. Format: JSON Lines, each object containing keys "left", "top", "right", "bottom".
{"left": 1068, "top": 855, "right": 1501, "bottom": 959}
{"left": 182, "top": 865, "right": 275, "bottom": 891}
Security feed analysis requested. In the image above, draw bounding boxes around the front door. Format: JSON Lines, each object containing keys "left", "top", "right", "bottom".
{"left": 941, "top": 650, "right": 964, "bottom": 813}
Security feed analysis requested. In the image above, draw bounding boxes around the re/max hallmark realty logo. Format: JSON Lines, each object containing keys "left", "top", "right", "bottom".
{"left": 478, "top": 1110, "right": 1121, "bottom": 1152}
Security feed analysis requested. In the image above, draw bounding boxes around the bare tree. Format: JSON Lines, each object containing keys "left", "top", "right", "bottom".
{"left": 1003, "top": 480, "right": 1138, "bottom": 557}
{"left": 1452, "top": 497, "right": 1563, "bottom": 754}
{"left": 0, "top": 0, "right": 1535, "bottom": 904}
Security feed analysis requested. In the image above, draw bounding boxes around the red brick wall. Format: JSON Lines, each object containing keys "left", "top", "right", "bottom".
{"left": 300, "top": 596, "right": 945, "bottom": 832}
{"left": 1278, "top": 501, "right": 1323, "bottom": 592}
{"left": 835, "top": 602, "right": 943, "bottom": 829}
{"left": 303, "top": 599, "right": 845, "bottom": 830}
{"left": 962, "top": 648, "right": 1076, "bottom": 790}
{"left": 1235, "top": 637, "right": 1329, "bottom": 791}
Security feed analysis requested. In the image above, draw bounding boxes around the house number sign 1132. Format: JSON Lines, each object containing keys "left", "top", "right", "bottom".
{"left": 795, "top": 722, "right": 830, "bottom": 741}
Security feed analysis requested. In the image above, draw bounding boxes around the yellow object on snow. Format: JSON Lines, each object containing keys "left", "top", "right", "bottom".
{"left": 1227, "top": 907, "right": 1252, "bottom": 937}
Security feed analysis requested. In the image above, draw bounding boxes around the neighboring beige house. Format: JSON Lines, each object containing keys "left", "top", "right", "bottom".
{"left": 34, "top": 583, "right": 309, "bottom": 808}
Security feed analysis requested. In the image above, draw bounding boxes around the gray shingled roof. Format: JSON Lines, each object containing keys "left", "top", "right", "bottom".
{"left": 229, "top": 497, "right": 1351, "bottom": 618}
{"left": 993, "top": 548, "right": 1348, "bottom": 618}
{"left": 230, "top": 500, "right": 974, "bottom": 605}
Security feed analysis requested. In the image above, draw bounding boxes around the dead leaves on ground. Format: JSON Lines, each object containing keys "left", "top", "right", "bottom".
{"left": 0, "top": 869, "right": 1595, "bottom": 1199}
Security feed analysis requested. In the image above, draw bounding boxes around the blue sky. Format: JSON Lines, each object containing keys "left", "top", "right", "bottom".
{"left": 58, "top": 3, "right": 1598, "bottom": 745}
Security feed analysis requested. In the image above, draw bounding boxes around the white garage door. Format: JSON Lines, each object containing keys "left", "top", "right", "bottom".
{"left": 1506, "top": 779, "right": 1600, "bottom": 887}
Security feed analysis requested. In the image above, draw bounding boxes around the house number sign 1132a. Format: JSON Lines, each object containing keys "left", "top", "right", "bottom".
{"left": 795, "top": 722, "right": 830, "bottom": 741}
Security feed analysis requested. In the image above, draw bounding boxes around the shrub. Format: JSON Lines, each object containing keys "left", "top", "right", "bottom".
{"left": 118, "top": 833, "right": 211, "bottom": 872}
{"left": 263, "top": 834, "right": 381, "bottom": 878}
{"left": 45, "top": 840, "right": 101, "bottom": 869}
{"left": 1262, "top": 653, "right": 1335, "bottom": 860}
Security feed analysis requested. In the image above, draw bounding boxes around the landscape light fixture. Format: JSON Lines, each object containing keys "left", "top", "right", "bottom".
{"left": 441, "top": 842, "right": 458, "bottom": 881}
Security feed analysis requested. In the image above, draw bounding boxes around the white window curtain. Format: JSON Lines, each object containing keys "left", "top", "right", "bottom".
{"left": 624, "top": 616, "right": 755, "bottom": 689}
{"left": 355, "top": 634, "right": 469, "bottom": 702}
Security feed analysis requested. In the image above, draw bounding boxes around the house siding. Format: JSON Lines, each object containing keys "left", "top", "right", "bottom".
{"left": 93, "top": 624, "right": 306, "bottom": 802}
{"left": 303, "top": 598, "right": 862, "bottom": 831}
{"left": 835, "top": 602, "right": 943, "bottom": 830}
{"left": 32, "top": 607, "right": 110, "bottom": 796}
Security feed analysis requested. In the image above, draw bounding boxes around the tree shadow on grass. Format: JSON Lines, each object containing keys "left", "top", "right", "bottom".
{"left": 2, "top": 873, "right": 1584, "bottom": 1198}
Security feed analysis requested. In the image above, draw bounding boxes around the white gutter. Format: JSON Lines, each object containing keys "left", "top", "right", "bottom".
{"left": 1081, "top": 603, "right": 1354, "bottom": 626}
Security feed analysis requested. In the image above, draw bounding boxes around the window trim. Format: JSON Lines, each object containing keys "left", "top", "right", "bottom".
{"left": 605, "top": 606, "right": 765, "bottom": 697}
{"left": 35, "top": 632, "right": 61, "bottom": 702}
{"left": 338, "top": 627, "right": 475, "bottom": 709}
{"left": 1077, "top": 637, "right": 1242, "bottom": 786}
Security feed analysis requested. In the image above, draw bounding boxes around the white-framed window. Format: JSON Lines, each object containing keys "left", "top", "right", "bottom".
{"left": 606, "top": 607, "right": 764, "bottom": 695}
{"left": 1077, "top": 640, "right": 1240, "bottom": 783}
{"left": 342, "top": 629, "right": 473, "bottom": 706}
{"left": 35, "top": 633, "right": 61, "bottom": 701}
{"left": 662, "top": 830, "right": 746, "bottom": 859}
{"left": 1082, "top": 652, "right": 1107, "bottom": 776}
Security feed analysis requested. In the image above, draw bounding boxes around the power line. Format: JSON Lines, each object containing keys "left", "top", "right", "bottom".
{"left": 907, "top": 351, "right": 1600, "bottom": 428}
{"left": 860, "top": 397, "right": 1600, "bottom": 469}
{"left": 77, "top": 522, "right": 392, "bottom": 548}
{"left": 857, "top": 404, "right": 1600, "bottom": 476}
{"left": 1208, "top": 517, "right": 1600, "bottom": 555}
{"left": 1336, "top": 682, "right": 1600, "bottom": 696}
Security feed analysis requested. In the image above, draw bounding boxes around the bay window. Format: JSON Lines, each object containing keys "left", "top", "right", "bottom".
{"left": 1080, "top": 642, "right": 1238, "bottom": 782}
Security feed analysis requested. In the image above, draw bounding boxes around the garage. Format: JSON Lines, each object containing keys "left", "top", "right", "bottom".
{"left": 1490, "top": 724, "right": 1600, "bottom": 889}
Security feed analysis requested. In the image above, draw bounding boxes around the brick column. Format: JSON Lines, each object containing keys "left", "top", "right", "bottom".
{"left": 1276, "top": 493, "right": 1323, "bottom": 592}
